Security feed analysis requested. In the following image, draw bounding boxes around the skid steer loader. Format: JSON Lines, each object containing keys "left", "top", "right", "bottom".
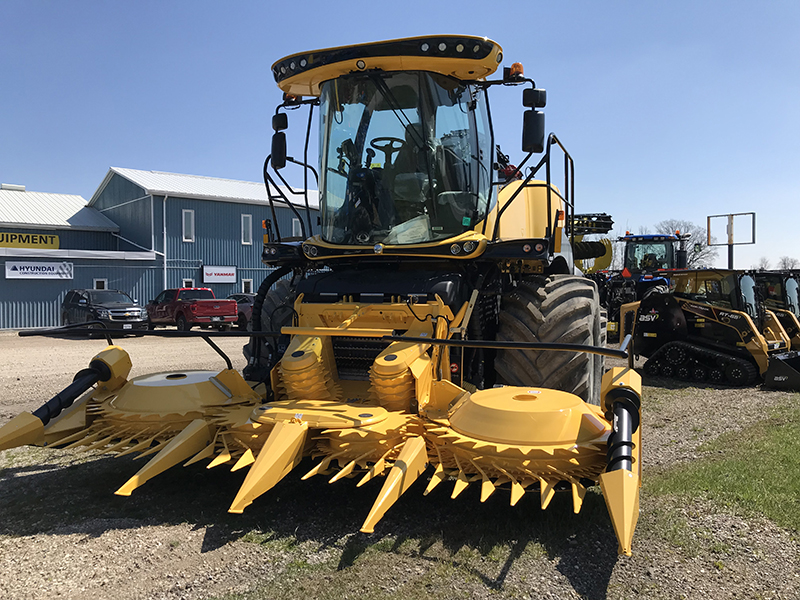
{"left": 620, "top": 268, "right": 800, "bottom": 389}
{"left": 0, "top": 35, "right": 642, "bottom": 555}
{"left": 754, "top": 270, "right": 800, "bottom": 350}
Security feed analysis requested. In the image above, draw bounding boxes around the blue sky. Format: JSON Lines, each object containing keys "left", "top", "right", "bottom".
{"left": 1, "top": 1, "right": 798, "bottom": 268}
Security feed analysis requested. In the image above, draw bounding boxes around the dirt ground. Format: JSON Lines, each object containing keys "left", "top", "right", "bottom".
{"left": 0, "top": 330, "right": 798, "bottom": 600}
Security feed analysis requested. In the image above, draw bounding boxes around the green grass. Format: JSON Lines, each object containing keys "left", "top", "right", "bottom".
{"left": 649, "top": 403, "right": 800, "bottom": 532}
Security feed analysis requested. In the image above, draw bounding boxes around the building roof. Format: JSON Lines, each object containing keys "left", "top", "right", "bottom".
{"left": 0, "top": 188, "right": 119, "bottom": 232}
{"left": 90, "top": 167, "right": 319, "bottom": 209}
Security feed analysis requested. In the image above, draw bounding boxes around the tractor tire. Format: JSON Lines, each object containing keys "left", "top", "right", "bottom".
{"left": 259, "top": 278, "right": 295, "bottom": 334}
{"left": 495, "top": 275, "right": 604, "bottom": 405}
{"left": 243, "top": 277, "right": 296, "bottom": 381}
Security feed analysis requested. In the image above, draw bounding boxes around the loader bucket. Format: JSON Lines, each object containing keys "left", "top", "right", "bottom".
{"left": 763, "top": 351, "right": 800, "bottom": 390}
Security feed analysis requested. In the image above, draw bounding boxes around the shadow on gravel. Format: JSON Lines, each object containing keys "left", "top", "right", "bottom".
{"left": 0, "top": 449, "right": 621, "bottom": 599}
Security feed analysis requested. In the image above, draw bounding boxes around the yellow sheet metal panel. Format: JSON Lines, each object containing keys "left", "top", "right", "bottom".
{"left": 487, "top": 180, "right": 563, "bottom": 241}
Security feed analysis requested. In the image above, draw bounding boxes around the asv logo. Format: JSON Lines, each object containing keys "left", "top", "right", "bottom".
{"left": 639, "top": 314, "right": 659, "bottom": 322}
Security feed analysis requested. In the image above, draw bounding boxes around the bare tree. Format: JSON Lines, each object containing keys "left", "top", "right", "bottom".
{"left": 654, "top": 219, "right": 718, "bottom": 268}
{"left": 778, "top": 256, "right": 799, "bottom": 269}
{"left": 752, "top": 257, "right": 771, "bottom": 271}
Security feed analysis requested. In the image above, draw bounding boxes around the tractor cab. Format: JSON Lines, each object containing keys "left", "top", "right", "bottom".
{"left": 317, "top": 70, "right": 492, "bottom": 246}
{"left": 620, "top": 234, "right": 681, "bottom": 274}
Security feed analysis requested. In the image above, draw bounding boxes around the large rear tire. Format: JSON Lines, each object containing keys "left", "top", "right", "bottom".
{"left": 494, "top": 275, "right": 603, "bottom": 405}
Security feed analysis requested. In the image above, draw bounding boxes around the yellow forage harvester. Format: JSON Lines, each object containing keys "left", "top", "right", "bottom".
{"left": 0, "top": 35, "right": 642, "bottom": 555}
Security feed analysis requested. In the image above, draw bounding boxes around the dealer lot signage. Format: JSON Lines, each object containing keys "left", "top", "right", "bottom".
{"left": 0, "top": 233, "right": 60, "bottom": 249}
{"left": 5, "top": 261, "right": 73, "bottom": 279}
{"left": 203, "top": 265, "right": 236, "bottom": 283}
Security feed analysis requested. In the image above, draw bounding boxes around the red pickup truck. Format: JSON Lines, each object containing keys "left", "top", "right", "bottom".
{"left": 146, "top": 288, "right": 238, "bottom": 331}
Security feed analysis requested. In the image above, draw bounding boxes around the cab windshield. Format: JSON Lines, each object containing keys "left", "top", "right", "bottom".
{"left": 318, "top": 71, "right": 492, "bottom": 245}
{"left": 624, "top": 240, "right": 675, "bottom": 272}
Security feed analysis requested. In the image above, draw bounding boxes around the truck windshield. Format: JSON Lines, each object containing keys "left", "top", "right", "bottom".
{"left": 318, "top": 71, "right": 492, "bottom": 245}
{"left": 90, "top": 291, "right": 134, "bottom": 304}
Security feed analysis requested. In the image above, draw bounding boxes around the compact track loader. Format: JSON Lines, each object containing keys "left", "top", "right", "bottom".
{"left": 0, "top": 36, "right": 642, "bottom": 555}
{"left": 754, "top": 270, "right": 800, "bottom": 350}
{"left": 621, "top": 268, "right": 800, "bottom": 389}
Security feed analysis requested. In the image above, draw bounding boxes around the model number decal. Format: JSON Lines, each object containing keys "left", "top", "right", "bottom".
{"left": 639, "top": 314, "right": 659, "bottom": 322}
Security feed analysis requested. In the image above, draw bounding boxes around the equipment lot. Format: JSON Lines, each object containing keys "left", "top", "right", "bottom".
{"left": 0, "top": 331, "right": 798, "bottom": 600}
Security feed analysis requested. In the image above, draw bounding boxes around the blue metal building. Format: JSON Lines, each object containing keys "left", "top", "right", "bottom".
{"left": 0, "top": 171, "right": 317, "bottom": 329}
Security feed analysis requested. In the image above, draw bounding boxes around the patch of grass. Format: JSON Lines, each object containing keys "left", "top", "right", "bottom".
{"left": 649, "top": 404, "right": 800, "bottom": 531}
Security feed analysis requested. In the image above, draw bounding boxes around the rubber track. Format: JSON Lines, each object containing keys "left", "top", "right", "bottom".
{"left": 643, "top": 340, "right": 758, "bottom": 386}
{"left": 495, "top": 275, "right": 602, "bottom": 404}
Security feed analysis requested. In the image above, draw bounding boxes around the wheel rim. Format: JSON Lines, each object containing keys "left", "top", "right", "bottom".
{"left": 665, "top": 345, "right": 687, "bottom": 366}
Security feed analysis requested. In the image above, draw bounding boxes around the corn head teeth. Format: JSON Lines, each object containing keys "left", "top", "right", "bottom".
{"left": 0, "top": 342, "right": 643, "bottom": 556}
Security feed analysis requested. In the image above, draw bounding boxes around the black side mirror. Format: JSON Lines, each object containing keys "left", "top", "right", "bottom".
{"left": 272, "top": 113, "right": 288, "bottom": 131}
{"left": 271, "top": 132, "right": 287, "bottom": 170}
{"left": 694, "top": 243, "right": 702, "bottom": 253}
{"left": 522, "top": 110, "right": 545, "bottom": 153}
{"left": 523, "top": 88, "right": 547, "bottom": 108}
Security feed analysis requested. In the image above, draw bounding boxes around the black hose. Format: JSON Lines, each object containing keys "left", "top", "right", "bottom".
{"left": 31, "top": 360, "right": 111, "bottom": 426}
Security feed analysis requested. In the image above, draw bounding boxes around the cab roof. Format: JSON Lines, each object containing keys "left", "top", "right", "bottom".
{"left": 272, "top": 35, "right": 503, "bottom": 97}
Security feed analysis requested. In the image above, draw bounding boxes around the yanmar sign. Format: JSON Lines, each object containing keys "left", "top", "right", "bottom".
{"left": 5, "top": 261, "right": 73, "bottom": 279}
{"left": 203, "top": 266, "right": 236, "bottom": 283}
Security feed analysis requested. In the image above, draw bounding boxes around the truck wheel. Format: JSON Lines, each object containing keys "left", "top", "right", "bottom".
{"left": 495, "top": 275, "right": 603, "bottom": 405}
{"left": 236, "top": 313, "right": 248, "bottom": 330}
{"left": 176, "top": 314, "right": 191, "bottom": 331}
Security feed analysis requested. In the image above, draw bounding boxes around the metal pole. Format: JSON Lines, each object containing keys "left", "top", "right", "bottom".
{"left": 727, "top": 215, "right": 735, "bottom": 269}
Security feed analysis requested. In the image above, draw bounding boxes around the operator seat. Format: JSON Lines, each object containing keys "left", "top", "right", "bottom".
{"left": 390, "top": 123, "right": 432, "bottom": 222}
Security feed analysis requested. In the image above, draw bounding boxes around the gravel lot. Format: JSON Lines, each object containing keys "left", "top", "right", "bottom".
{"left": 0, "top": 330, "right": 798, "bottom": 599}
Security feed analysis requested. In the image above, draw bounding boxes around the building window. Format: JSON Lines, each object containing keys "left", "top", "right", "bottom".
{"left": 242, "top": 279, "right": 253, "bottom": 294}
{"left": 292, "top": 218, "right": 302, "bottom": 238}
{"left": 182, "top": 278, "right": 194, "bottom": 288}
{"left": 182, "top": 209, "right": 195, "bottom": 242}
{"left": 242, "top": 214, "right": 253, "bottom": 245}
{"left": 93, "top": 279, "right": 108, "bottom": 290}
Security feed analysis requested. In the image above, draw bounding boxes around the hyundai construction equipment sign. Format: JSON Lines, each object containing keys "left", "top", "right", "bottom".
{"left": 5, "top": 261, "right": 74, "bottom": 279}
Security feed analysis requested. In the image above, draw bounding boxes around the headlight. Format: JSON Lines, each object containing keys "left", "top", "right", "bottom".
{"left": 95, "top": 309, "right": 110, "bottom": 319}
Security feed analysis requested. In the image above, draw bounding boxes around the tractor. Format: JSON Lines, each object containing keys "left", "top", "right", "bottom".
{"left": 596, "top": 232, "right": 691, "bottom": 342}
{"left": 0, "top": 36, "right": 642, "bottom": 555}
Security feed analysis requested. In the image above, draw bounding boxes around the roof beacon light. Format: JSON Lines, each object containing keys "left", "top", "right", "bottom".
{"left": 510, "top": 62, "right": 524, "bottom": 77}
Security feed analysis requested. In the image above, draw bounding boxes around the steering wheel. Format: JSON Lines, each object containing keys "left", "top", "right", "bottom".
{"left": 370, "top": 137, "right": 405, "bottom": 166}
